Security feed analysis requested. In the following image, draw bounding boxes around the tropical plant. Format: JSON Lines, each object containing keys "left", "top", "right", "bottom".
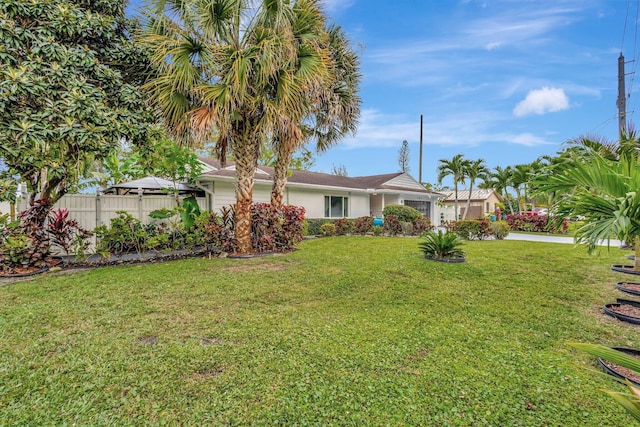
{"left": 572, "top": 343, "right": 640, "bottom": 422}
{"left": 533, "top": 150, "right": 640, "bottom": 269}
{"left": 142, "top": 0, "right": 335, "bottom": 254}
{"left": 47, "top": 208, "right": 92, "bottom": 257}
{"left": 270, "top": 23, "right": 361, "bottom": 207}
{"left": 438, "top": 154, "right": 470, "bottom": 220}
{"left": 0, "top": 0, "right": 153, "bottom": 206}
{"left": 383, "top": 214, "right": 402, "bottom": 236}
{"left": 462, "top": 158, "right": 489, "bottom": 220}
{"left": 483, "top": 166, "right": 516, "bottom": 214}
{"left": 418, "top": 230, "right": 465, "bottom": 260}
{"left": 490, "top": 220, "right": 510, "bottom": 240}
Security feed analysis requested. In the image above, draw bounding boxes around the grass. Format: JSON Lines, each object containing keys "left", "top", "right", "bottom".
{"left": 0, "top": 237, "right": 638, "bottom": 425}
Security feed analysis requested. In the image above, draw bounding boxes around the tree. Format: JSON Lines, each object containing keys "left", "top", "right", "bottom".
{"left": 484, "top": 166, "right": 516, "bottom": 214}
{"left": 141, "top": 0, "right": 326, "bottom": 254}
{"left": 331, "top": 164, "right": 348, "bottom": 176}
{"left": 270, "top": 24, "right": 361, "bottom": 207}
{"left": 398, "top": 140, "right": 410, "bottom": 173}
{"left": 0, "top": 0, "right": 153, "bottom": 207}
{"left": 510, "top": 163, "right": 531, "bottom": 212}
{"left": 461, "top": 158, "right": 488, "bottom": 219}
{"left": 437, "top": 154, "right": 469, "bottom": 220}
{"left": 260, "top": 146, "right": 315, "bottom": 171}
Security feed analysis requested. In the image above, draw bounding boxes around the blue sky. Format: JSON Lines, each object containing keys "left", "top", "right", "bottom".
{"left": 128, "top": 0, "right": 638, "bottom": 186}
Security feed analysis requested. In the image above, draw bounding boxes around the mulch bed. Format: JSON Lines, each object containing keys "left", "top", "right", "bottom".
{"left": 600, "top": 348, "right": 640, "bottom": 386}
{"left": 609, "top": 304, "right": 640, "bottom": 319}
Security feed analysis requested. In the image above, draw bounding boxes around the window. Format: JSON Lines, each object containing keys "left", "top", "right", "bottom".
{"left": 404, "top": 200, "right": 431, "bottom": 217}
{"left": 486, "top": 202, "right": 490, "bottom": 212}
{"left": 324, "top": 196, "right": 349, "bottom": 218}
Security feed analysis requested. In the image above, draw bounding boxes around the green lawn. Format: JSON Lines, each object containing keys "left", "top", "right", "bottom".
{"left": 1, "top": 237, "right": 638, "bottom": 425}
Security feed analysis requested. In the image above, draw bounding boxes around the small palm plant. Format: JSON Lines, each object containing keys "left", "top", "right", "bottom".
{"left": 572, "top": 343, "right": 640, "bottom": 421}
{"left": 418, "top": 230, "right": 465, "bottom": 261}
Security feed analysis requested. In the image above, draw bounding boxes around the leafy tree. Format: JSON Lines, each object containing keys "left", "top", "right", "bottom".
{"left": 398, "top": 140, "right": 410, "bottom": 173}
{"left": 461, "top": 158, "right": 488, "bottom": 219}
{"left": 510, "top": 163, "right": 531, "bottom": 212}
{"left": 141, "top": 0, "right": 329, "bottom": 254}
{"left": 0, "top": 0, "right": 153, "bottom": 206}
{"left": 437, "top": 154, "right": 470, "bottom": 220}
{"left": 259, "top": 146, "right": 315, "bottom": 171}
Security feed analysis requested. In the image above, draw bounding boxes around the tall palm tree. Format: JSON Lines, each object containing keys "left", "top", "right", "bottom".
{"left": 141, "top": 0, "right": 324, "bottom": 253}
{"left": 270, "top": 23, "right": 361, "bottom": 207}
{"left": 510, "top": 163, "right": 531, "bottom": 212}
{"left": 484, "top": 166, "right": 515, "bottom": 214}
{"left": 437, "top": 154, "right": 469, "bottom": 220}
{"left": 462, "top": 158, "right": 488, "bottom": 219}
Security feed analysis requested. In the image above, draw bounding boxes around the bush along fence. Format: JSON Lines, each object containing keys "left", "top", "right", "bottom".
{"left": 307, "top": 214, "right": 434, "bottom": 237}
{"left": 0, "top": 201, "right": 307, "bottom": 275}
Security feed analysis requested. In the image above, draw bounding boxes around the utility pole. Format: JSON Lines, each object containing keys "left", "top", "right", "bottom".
{"left": 419, "top": 114, "right": 423, "bottom": 184}
{"left": 618, "top": 53, "right": 627, "bottom": 133}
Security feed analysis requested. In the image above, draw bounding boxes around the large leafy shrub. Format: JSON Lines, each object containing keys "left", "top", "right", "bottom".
{"left": 490, "top": 220, "right": 510, "bottom": 240}
{"left": 320, "top": 223, "right": 336, "bottom": 236}
{"left": 505, "top": 214, "right": 549, "bottom": 232}
{"left": 306, "top": 219, "right": 332, "bottom": 235}
{"left": 334, "top": 218, "right": 354, "bottom": 235}
{"left": 354, "top": 216, "right": 373, "bottom": 235}
{"left": 250, "top": 203, "right": 305, "bottom": 252}
{"left": 382, "top": 204, "right": 422, "bottom": 222}
{"left": 418, "top": 230, "right": 465, "bottom": 260}
{"left": 383, "top": 214, "right": 402, "bottom": 236}
{"left": 412, "top": 216, "right": 433, "bottom": 235}
{"left": 450, "top": 219, "right": 492, "bottom": 240}
{"left": 0, "top": 199, "right": 52, "bottom": 273}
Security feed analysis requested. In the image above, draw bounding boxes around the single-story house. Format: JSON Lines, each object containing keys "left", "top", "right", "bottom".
{"left": 441, "top": 188, "right": 503, "bottom": 220}
{"left": 196, "top": 158, "right": 445, "bottom": 224}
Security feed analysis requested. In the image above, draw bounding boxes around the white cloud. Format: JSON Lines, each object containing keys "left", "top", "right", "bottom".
{"left": 513, "top": 87, "right": 569, "bottom": 117}
{"left": 322, "top": 0, "right": 355, "bottom": 13}
{"left": 338, "top": 109, "right": 555, "bottom": 149}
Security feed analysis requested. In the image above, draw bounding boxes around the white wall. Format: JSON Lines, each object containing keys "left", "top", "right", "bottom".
{"left": 287, "top": 187, "right": 369, "bottom": 218}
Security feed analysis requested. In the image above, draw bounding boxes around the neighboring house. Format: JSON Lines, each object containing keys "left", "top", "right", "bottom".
{"left": 196, "top": 158, "right": 445, "bottom": 224}
{"left": 441, "top": 189, "right": 503, "bottom": 220}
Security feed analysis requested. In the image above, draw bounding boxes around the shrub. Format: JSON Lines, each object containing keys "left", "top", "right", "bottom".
{"left": 95, "top": 211, "right": 149, "bottom": 255}
{"left": 383, "top": 214, "right": 402, "bottom": 236}
{"left": 306, "top": 218, "right": 331, "bottom": 235}
{"left": 418, "top": 230, "right": 465, "bottom": 260}
{"left": 450, "top": 219, "right": 492, "bottom": 240}
{"left": 400, "top": 221, "right": 413, "bottom": 236}
{"left": 334, "top": 218, "right": 354, "bottom": 235}
{"left": 48, "top": 208, "right": 92, "bottom": 257}
{"left": 373, "top": 225, "right": 383, "bottom": 236}
{"left": 382, "top": 204, "right": 422, "bottom": 222}
{"left": 491, "top": 220, "right": 510, "bottom": 240}
{"left": 320, "top": 223, "right": 336, "bottom": 236}
{"left": 250, "top": 203, "right": 306, "bottom": 252}
{"left": 354, "top": 216, "right": 373, "bottom": 235}
{"left": 505, "top": 214, "right": 549, "bottom": 233}
{"left": 412, "top": 216, "right": 433, "bottom": 235}
{"left": 0, "top": 199, "right": 52, "bottom": 273}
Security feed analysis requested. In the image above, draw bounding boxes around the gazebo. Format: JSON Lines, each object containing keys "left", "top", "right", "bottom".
{"left": 104, "top": 177, "right": 205, "bottom": 196}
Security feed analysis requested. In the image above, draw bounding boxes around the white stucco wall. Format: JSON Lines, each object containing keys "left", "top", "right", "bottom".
{"left": 287, "top": 187, "right": 369, "bottom": 218}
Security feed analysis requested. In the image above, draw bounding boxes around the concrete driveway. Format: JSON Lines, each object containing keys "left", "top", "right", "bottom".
{"left": 505, "top": 232, "right": 622, "bottom": 247}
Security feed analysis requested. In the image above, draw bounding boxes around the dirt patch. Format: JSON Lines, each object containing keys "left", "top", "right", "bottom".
{"left": 192, "top": 367, "right": 224, "bottom": 380}
{"left": 619, "top": 282, "right": 640, "bottom": 293}
{"left": 136, "top": 335, "right": 158, "bottom": 345}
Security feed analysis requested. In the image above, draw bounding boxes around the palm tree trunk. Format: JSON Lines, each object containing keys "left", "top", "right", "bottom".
{"left": 463, "top": 184, "right": 473, "bottom": 220}
{"left": 454, "top": 184, "right": 459, "bottom": 220}
{"left": 234, "top": 137, "right": 259, "bottom": 254}
{"left": 271, "top": 141, "right": 295, "bottom": 207}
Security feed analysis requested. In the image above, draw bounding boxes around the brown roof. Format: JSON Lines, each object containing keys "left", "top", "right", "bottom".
{"left": 198, "top": 157, "right": 430, "bottom": 193}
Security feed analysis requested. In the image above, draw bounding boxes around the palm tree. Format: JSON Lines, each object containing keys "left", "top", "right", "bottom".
{"left": 462, "top": 158, "right": 488, "bottom": 220}
{"left": 510, "top": 164, "right": 531, "bottom": 212}
{"left": 437, "top": 154, "right": 470, "bottom": 220}
{"left": 270, "top": 23, "right": 361, "bottom": 207}
{"left": 141, "top": 0, "right": 322, "bottom": 253}
{"left": 484, "top": 166, "right": 515, "bottom": 214}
